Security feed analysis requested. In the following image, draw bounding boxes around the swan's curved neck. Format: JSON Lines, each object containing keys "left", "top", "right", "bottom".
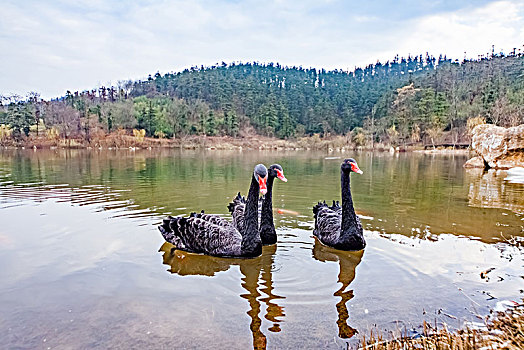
{"left": 341, "top": 170, "right": 357, "bottom": 235}
{"left": 242, "top": 176, "right": 262, "bottom": 256}
{"left": 260, "top": 174, "right": 276, "bottom": 244}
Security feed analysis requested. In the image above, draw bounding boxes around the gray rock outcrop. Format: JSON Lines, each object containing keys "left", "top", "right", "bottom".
{"left": 463, "top": 156, "right": 485, "bottom": 168}
{"left": 465, "top": 124, "right": 524, "bottom": 169}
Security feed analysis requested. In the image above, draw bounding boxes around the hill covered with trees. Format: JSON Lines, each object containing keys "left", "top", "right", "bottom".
{"left": 1, "top": 48, "right": 523, "bottom": 147}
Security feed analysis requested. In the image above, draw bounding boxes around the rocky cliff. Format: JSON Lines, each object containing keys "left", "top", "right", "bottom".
{"left": 464, "top": 124, "right": 524, "bottom": 169}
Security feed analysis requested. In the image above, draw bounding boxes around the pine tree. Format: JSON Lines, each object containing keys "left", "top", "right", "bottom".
{"left": 205, "top": 110, "right": 217, "bottom": 136}
{"left": 6, "top": 103, "right": 32, "bottom": 139}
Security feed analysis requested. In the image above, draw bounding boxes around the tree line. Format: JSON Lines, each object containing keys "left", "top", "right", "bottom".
{"left": 1, "top": 46, "right": 523, "bottom": 146}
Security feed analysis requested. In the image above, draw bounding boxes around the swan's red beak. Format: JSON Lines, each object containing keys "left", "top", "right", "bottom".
{"left": 276, "top": 169, "right": 287, "bottom": 182}
{"left": 351, "top": 163, "right": 363, "bottom": 174}
{"left": 259, "top": 176, "right": 268, "bottom": 195}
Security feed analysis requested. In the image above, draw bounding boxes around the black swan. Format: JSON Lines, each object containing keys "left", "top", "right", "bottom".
{"left": 313, "top": 158, "right": 366, "bottom": 251}
{"left": 227, "top": 164, "right": 287, "bottom": 245}
{"left": 158, "top": 164, "right": 268, "bottom": 258}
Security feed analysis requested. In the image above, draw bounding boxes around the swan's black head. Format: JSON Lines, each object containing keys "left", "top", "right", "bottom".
{"left": 269, "top": 164, "right": 288, "bottom": 182}
{"left": 342, "top": 158, "right": 363, "bottom": 174}
{"left": 254, "top": 164, "right": 268, "bottom": 195}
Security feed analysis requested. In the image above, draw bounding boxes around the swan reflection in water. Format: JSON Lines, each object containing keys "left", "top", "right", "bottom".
{"left": 159, "top": 242, "right": 284, "bottom": 349}
{"left": 312, "top": 239, "right": 364, "bottom": 339}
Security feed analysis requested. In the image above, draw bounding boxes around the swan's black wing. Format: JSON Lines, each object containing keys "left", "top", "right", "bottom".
{"left": 192, "top": 210, "right": 234, "bottom": 229}
{"left": 159, "top": 215, "right": 243, "bottom": 257}
{"left": 228, "top": 192, "right": 247, "bottom": 233}
{"left": 313, "top": 201, "right": 342, "bottom": 246}
{"left": 329, "top": 200, "right": 341, "bottom": 211}
{"left": 227, "top": 192, "right": 262, "bottom": 233}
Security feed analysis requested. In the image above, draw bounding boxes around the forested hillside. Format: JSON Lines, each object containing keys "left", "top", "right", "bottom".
{"left": 1, "top": 50, "right": 523, "bottom": 147}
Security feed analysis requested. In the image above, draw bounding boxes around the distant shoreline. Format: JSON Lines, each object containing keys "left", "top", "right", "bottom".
{"left": 0, "top": 134, "right": 473, "bottom": 154}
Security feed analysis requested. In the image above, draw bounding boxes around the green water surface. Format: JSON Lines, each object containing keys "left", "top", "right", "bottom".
{"left": 0, "top": 149, "right": 522, "bottom": 349}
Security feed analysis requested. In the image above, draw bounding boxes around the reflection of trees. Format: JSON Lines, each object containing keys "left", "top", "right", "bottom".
{"left": 467, "top": 168, "right": 524, "bottom": 214}
{"left": 159, "top": 243, "right": 284, "bottom": 349}
{"left": 312, "top": 239, "right": 363, "bottom": 339}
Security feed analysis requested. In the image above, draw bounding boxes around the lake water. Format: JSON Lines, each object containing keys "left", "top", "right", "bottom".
{"left": 0, "top": 149, "right": 522, "bottom": 349}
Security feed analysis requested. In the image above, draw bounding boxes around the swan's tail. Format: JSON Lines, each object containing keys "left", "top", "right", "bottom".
{"left": 158, "top": 216, "right": 188, "bottom": 250}
{"left": 158, "top": 216, "right": 177, "bottom": 243}
{"left": 227, "top": 192, "right": 246, "bottom": 213}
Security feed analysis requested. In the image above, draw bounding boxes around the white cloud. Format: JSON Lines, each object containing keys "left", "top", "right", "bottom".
{"left": 0, "top": 0, "right": 523, "bottom": 99}
{"left": 364, "top": 0, "right": 524, "bottom": 66}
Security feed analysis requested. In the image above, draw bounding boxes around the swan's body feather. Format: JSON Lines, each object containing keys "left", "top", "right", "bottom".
{"left": 159, "top": 216, "right": 242, "bottom": 257}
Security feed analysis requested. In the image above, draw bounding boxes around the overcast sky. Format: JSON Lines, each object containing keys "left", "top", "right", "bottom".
{"left": 1, "top": 0, "right": 523, "bottom": 99}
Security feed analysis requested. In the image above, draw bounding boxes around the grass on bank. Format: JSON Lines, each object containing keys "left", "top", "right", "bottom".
{"left": 359, "top": 301, "right": 523, "bottom": 350}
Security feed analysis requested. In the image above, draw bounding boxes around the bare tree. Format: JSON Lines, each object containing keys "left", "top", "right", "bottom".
{"left": 45, "top": 102, "right": 81, "bottom": 142}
